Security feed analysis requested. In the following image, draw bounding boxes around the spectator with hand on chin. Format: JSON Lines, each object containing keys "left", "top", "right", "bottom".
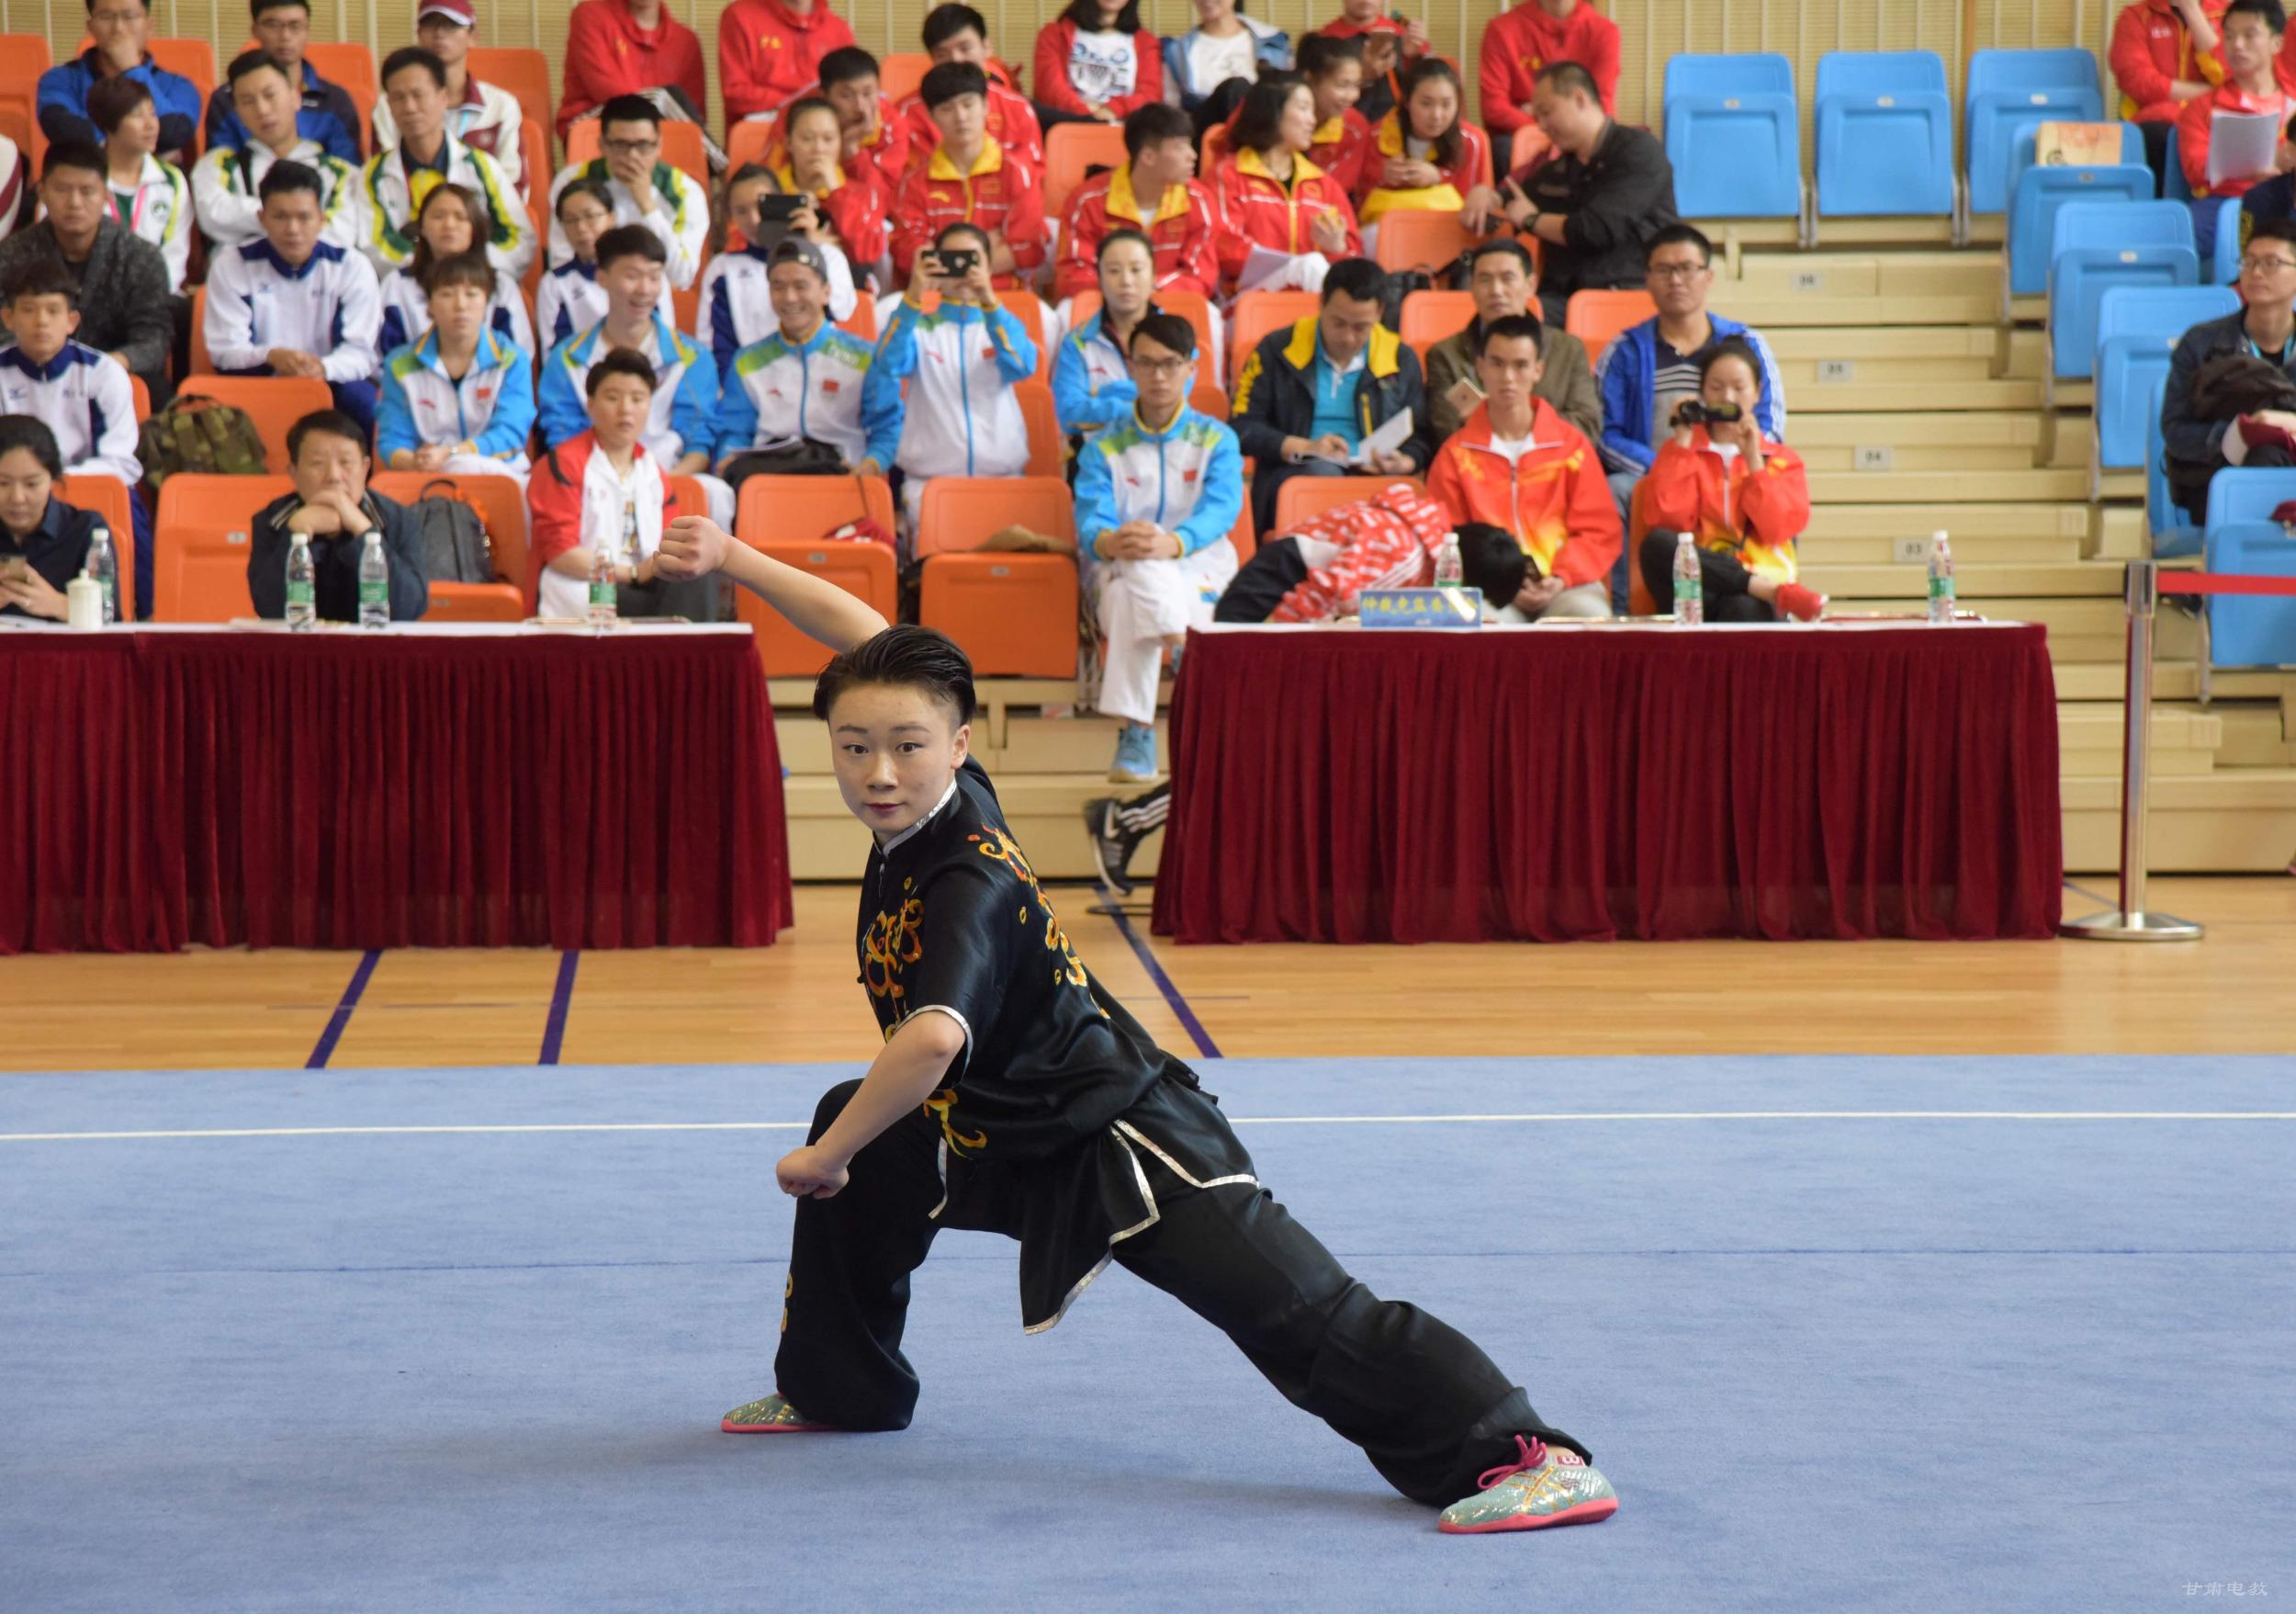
{"left": 247, "top": 408, "right": 430, "bottom": 622}
{"left": 1075, "top": 310, "right": 1244, "bottom": 785}
{"left": 867, "top": 221, "right": 1037, "bottom": 527}
{"left": 1638, "top": 335, "right": 1821, "bottom": 623}
{"left": 37, "top": 0, "right": 199, "bottom": 162}
{"left": 772, "top": 97, "right": 891, "bottom": 277}
{"left": 546, "top": 95, "right": 709, "bottom": 289}
{"left": 377, "top": 251, "right": 536, "bottom": 485}
{"left": 1231, "top": 256, "right": 1428, "bottom": 532}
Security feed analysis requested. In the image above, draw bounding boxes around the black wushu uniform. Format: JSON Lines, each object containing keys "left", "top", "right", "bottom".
{"left": 772, "top": 757, "right": 1590, "bottom": 1506}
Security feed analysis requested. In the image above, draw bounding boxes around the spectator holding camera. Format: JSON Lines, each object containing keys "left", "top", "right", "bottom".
{"left": 1637, "top": 335, "right": 1822, "bottom": 623}
{"left": 868, "top": 221, "right": 1038, "bottom": 526}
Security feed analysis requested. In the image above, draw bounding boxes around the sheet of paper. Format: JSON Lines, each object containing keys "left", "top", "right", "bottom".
{"left": 1352, "top": 407, "right": 1414, "bottom": 468}
{"left": 2208, "top": 109, "right": 2280, "bottom": 184}
{"left": 1236, "top": 243, "right": 1300, "bottom": 293}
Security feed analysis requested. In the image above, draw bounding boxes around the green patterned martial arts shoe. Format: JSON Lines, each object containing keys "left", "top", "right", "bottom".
{"left": 1438, "top": 1435, "right": 1619, "bottom": 1535}
{"left": 721, "top": 1394, "right": 834, "bottom": 1433}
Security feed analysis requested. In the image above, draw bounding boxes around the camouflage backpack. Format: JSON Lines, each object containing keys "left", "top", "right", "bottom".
{"left": 137, "top": 392, "right": 271, "bottom": 500}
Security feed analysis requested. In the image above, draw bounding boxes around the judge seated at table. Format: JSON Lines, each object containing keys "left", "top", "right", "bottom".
{"left": 1424, "top": 311, "right": 1615, "bottom": 621}
{"left": 1634, "top": 336, "right": 1824, "bottom": 624}
{"left": 247, "top": 409, "right": 430, "bottom": 622}
{"left": 0, "top": 415, "right": 113, "bottom": 620}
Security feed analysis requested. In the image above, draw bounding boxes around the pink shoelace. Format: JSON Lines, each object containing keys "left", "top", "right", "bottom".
{"left": 1475, "top": 1434, "right": 1584, "bottom": 1490}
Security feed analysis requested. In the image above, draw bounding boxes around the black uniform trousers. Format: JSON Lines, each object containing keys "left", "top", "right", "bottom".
{"left": 771, "top": 1078, "right": 1589, "bottom": 1508}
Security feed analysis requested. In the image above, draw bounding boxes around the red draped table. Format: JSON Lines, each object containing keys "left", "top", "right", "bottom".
{"left": 0, "top": 622, "right": 793, "bottom": 954}
{"left": 1151, "top": 620, "right": 2063, "bottom": 944}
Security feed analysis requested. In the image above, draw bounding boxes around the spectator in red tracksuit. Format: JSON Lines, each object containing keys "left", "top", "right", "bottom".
{"left": 1300, "top": 34, "right": 1379, "bottom": 193}
{"left": 779, "top": 98, "right": 891, "bottom": 268}
{"left": 2112, "top": 0, "right": 2230, "bottom": 182}
{"left": 900, "top": 5, "right": 1045, "bottom": 173}
{"left": 1212, "top": 80, "right": 1361, "bottom": 292}
{"left": 1055, "top": 102, "right": 1221, "bottom": 299}
{"left": 1356, "top": 58, "right": 1500, "bottom": 232}
{"left": 1033, "top": 0, "right": 1165, "bottom": 128}
{"left": 719, "top": 0, "right": 857, "bottom": 125}
{"left": 2176, "top": 0, "right": 2296, "bottom": 257}
{"left": 889, "top": 62, "right": 1049, "bottom": 287}
{"left": 1478, "top": 0, "right": 1619, "bottom": 171}
{"left": 767, "top": 50, "right": 915, "bottom": 208}
{"left": 1313, "top": 0, "right": 1424, "bottom": 122}
{"left": 557, "top": 0, "right": 707, "bottom": 142}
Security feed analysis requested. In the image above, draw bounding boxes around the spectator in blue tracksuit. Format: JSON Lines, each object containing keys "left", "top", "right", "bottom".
{"left": 204, "top": 0, "right": 364, "bottom": 163}
{"left": 1052, "top": 227, "right": 1156, "bottom": 462}
{"left": 38, "top": 0, "right": 202, "bottom": 160}
{"left": 1591, "top": 222, "right": 1784, "bottom": 609}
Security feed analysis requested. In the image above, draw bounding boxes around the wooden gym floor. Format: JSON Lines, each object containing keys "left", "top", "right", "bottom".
{"left": 1, "top": 875, "right": 2290, "bottom": 1073}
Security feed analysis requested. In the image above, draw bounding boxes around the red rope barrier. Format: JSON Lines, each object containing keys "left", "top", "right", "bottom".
{"left": 2155, "top": 571, "right": 2296, "bottom": 598}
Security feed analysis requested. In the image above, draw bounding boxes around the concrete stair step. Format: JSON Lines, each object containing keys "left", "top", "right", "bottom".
{"left": 1788, "top": 378, "right": 2044, "bottom": 411}
{"left": 1729, "top": 251, "right": 1999, "bottom": 299}
{"left": 1791, "top": 411, "right": 2042, "bottom": 447}
{"left": 1728, "top": 293, "right": 1999, "bottom": 328}
{"left": 1803, "top": 562, "right": 2123, "bottom": 599}
{"left": 1806, "top": 467, "right": 2091, "bottom": 502}
{"left": 1803, "top": 502, "right": 2091, "bottom": 548}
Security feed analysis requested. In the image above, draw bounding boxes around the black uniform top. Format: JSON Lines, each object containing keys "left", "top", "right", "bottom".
{"left": 1519, "top": 119, "right": 1681, "bottom": 302}
{"left": 0, "top": 497, "right": 105, "bottom": 616}
{"left": 857, "top": 756, "right": 1251, "bottom": 1331}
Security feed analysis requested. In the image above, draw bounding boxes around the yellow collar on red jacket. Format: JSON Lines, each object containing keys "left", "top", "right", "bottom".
{"left": 1109, "top": 163, "right": 1192, "bottom": 226}
{"left": 927, "top": 141, "right": 1005, "bottom": 182}
{"left": 1278, "top": 314, "right": 1401, "bottom": 379}
{"left": 1311, "top": 114, "right": 1350, "bottom": 146}
{"left": 1235, "top": 145, "right": 1328, "bottom": 190}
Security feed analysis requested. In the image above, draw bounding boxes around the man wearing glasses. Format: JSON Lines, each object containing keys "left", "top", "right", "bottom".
{"left": 545, "top": 95, "right": 710, "bottom": 290}
{"left": 1075, "top": 310, "right": 1244, "bottom": 784}
{"left": 2163, "top": 218, "right": 2296, "bottom": 520}
{"left": 1593, "top": 221, "right": 1785, "bottom": 608}
{"left": 38, "top": 0, "right": 201, "bottom": 163}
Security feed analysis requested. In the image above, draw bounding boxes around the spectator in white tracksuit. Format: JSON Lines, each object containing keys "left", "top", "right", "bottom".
{"left": 203, "top": 162, "right": 384, "bottom": 432}
{"left": 190, "top": 51, "right": 357, "bottom": 251}
{"left": 864, "top": 221, "right": 1038, "bottom": 528}
{"left": 1072, "top": 308, "right": 1244, "bottom": 784}
{"left": 377, "top": 252, "right": 537, "bottom": 483}
{"left": 702, "top": 164, "right": 859, "bottom": 377}
{"left": 357, "top": 46, "right": 534, "bottom": 279}
{"left": 714, "top": 237, "right": 898, "bottom": 476}
{"left": 544, "top": 95, "right": 711, "bottom": 289}
{"left": 373, "top": 181, "right": 535, "bottom": 359}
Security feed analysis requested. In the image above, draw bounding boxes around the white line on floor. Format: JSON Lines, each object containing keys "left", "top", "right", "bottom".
{"left": 2, "top": 1112, "right": 2292, "bottom": 1142}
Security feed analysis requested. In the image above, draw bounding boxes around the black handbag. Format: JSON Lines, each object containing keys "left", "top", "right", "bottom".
{"left": 720, "top": 438, "right": 849, "bottom": 491}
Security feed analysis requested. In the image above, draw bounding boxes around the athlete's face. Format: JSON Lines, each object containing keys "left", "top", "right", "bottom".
{"left": 828, "top": 683, "right": 972, "bottom": 842}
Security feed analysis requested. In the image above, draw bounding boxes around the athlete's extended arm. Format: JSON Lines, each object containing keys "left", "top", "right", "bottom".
{"left": 654, "top": 515, "right": 888, "bottom": 654}
{"left": 775, "top": 1011, "right": 969, "bottom": 1199}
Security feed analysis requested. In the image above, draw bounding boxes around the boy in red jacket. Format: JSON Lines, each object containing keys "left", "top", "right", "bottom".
{"left": 719, "top": 0, "right": 857, "bottom": 125}
{"left": 557, "top": 0, "right": 706, "bottom": 141}
{"left": 888, "top": 62, "right": 1049, "bottom": 288}
{"left": 898, "top": 4, "right": 1044, "bottom": 173}
{"left": 1054, "top": 102, "right": 1221, "bottom": 299}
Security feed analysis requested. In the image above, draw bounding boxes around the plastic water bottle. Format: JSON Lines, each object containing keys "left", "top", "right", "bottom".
{"left": 1926, "top": 530, "right": 1956, "bottom": 625}
{"left": 356, "top": 530, "right": 388, "bottom": 629}
{"left": 285, "top": 531, "right": 316, "bottom": 629}
{"left": 1434, "top": 534, "right": 1464, "bottom": 589}
{"left": 589, "top": 536, "right": 621, "bottom": 629}
{"left": 1671, "top": 531, "right": 1704, "bottom": 625}
{"left": 84, "top": 522, "right": 117, "bottom": 624}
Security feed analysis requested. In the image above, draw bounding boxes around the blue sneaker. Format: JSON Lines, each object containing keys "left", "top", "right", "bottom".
{"left": 1438, "top": 1436, "right": 1619, "bottom": 1535}
{"left": 1109, "top": 723, "right": 1159, "bottom": 784}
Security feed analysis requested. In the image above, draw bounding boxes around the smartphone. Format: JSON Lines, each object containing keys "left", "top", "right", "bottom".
{"left": 0, "top": 555, "right": 28, "bottom": 587}
{"left": 1445, "top": 377, "right": 1485, "bottom": 418}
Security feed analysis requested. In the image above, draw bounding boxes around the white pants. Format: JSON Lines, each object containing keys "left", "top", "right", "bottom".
{"left": 1093, "top": 539, "right": 1238, "bottom": 727}
{"left": 430, "top": 453, "right": 529, "bottom": 489}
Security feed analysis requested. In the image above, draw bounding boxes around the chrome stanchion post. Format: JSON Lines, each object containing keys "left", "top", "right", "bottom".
{"left": 2062, "top": 561, "right": 2205, "bottom": 940}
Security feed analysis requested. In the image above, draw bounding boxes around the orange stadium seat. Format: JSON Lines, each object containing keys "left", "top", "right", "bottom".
{"left": 1566, "top": 288, "right": 1657, "bottom": 367}
{"left": 1044, "top": 121, "right": 1126, "bottom": 221}
{"left": 370, "top": 469, "right": 532, "bottom": 615}
{"left": 1229, "top": 289, "right": 1319, "bottom": 377}
{"left": 1225, "top": 495, "right": 1256, "bottom": 562}
{"left": 1272, "top": 474, "right": 1424, "bottom": 536}
{"left": 568, "top": 118, "right": 708, "bottom": 187}
{"left": 726, "top": 119, "right": 772, "bottom": 175}
{"left": 1015, "top": 380, "right": 1064, "bottom": 477}
{"left": 917, "top": 476, "right": 1078, "bottom": 677}
{"left": 153, "top": 473, "right": 292, "bottom": 621}
{"left": 672, "top": 279, "right": 701, "bottom": 336}
{"left": 299, "top": 41, "right": 376, "bottom": 141}
{"left": 1189, "top": 382, "right": 1227, "bottom": 419}
{"left": 1372, "top": 209, "right": 1483, "bottom": 274}
{"left": 733, "top": 476, "right": 899, "bottom": 674}
{"left": 129, "top": 376, "right": 151, "bottom": 423}
{"left": 1399, "top": 289, "right": 1476, "bottom": 357}
{"left": 1626, "top": 479, "right": 1657, "bottom": 616}
{"left": 174, "top": 375, "right": 334, "bottom": 472}
{"left": 61, "top": 474, "right": 137, "bottom": 621}
{"left": 996, "top": 289, "right": 1059, "bottom": 379}
{"left": 878, "top": 52, "right": 930, "bottom": 107}
{"left": 517, "top": 117, "right": 548, "bottom": 203}
{"left": 468, "top": 48, "right": 554, "bottom": 150}
{"left": 0, "top": 33, "right": 53, "bottom": 92}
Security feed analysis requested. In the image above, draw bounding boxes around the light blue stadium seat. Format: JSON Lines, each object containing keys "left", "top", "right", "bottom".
{"left": 2004, "top": 124, "right": 2151, "bottom": 296}
{"left": 2202, "top": 469, "right": 2296, "bottom": 666}
{"left": 1663, "top": 52, "right": 1802, "bottom": 219}
{"left": 2164, "top": 122, "right": 2195, "bottom": 202}
{"left": 2146, "top": 375, "right": 2202, "bottom": 559}
{"left": 2047, "top": 201, "right": 2200, "bottom": 378}
{"left": 2210, "top": 196, "right": 2243, "bottom": 285}
{"left": 1966, "top": 48, "right": 2107, "bottom": 214}
{"left": 1815, "top": 51, "right": 1955, "bottom": 217}
{"left": 2095, "top": 285, "right": 2240, "bottom": 471}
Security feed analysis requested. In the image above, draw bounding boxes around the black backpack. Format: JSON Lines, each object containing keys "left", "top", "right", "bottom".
{"left": 409, "top": 480, "right": 494, "bottom": 583}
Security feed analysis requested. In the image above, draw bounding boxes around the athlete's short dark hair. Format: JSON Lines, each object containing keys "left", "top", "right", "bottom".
{"left": 814, "top": 625, "right": 979, "bottom": 728}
